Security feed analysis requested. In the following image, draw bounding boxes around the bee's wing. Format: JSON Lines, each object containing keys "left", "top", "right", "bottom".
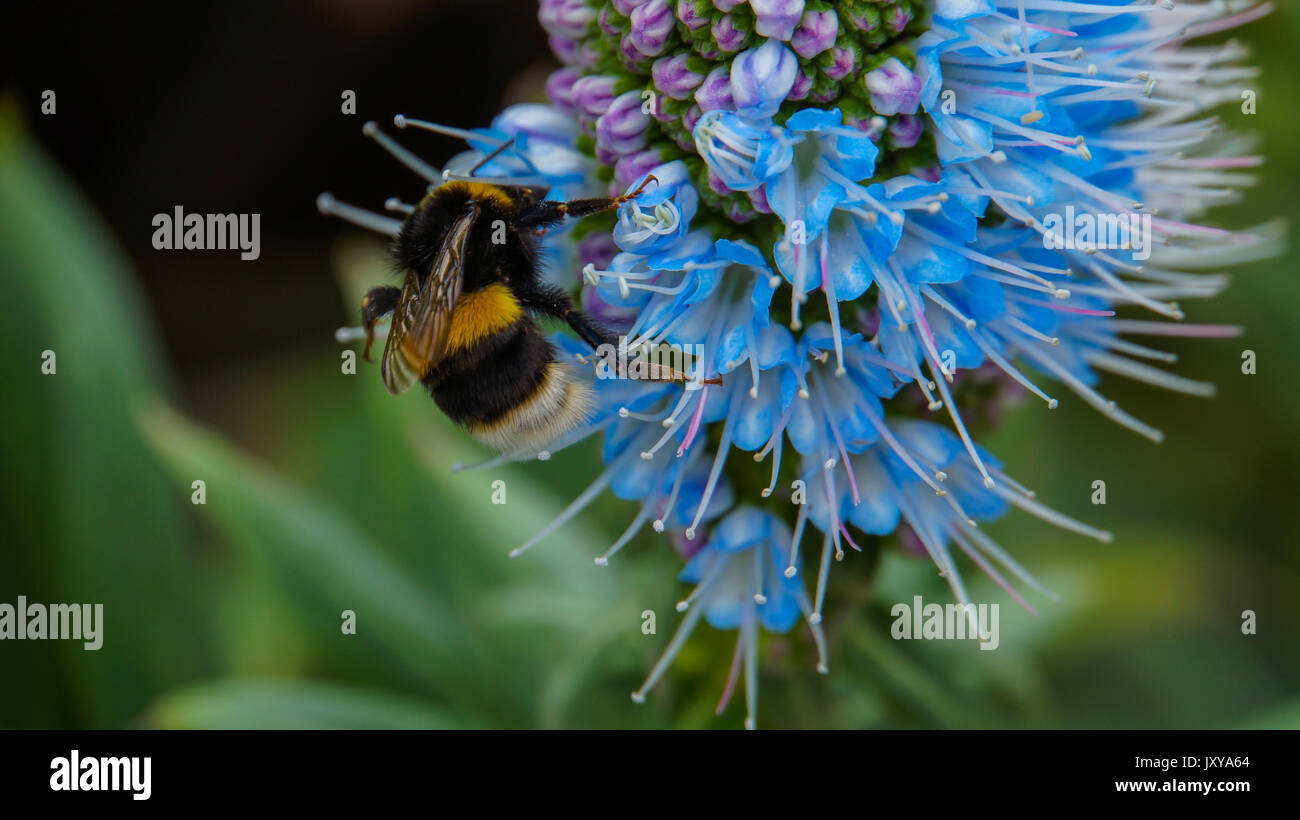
{"left": 380, "top": 206, "right": 479, "bottom": 394}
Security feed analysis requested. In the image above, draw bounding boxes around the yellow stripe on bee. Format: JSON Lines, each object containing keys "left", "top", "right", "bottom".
{"left": 446, "top": 283, "right": 521, "bottom": 354}
{"left": 435, "top": 180, "right": 514, "bottom": 208}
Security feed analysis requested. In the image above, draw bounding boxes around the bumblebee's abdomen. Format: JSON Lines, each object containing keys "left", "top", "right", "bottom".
{"left": 426, "top": 320, "right": 593, "bottom": 454}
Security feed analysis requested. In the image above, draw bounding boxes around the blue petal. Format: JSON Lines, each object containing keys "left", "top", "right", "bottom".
{"left": 846, "top": 451, "right": 902, "bottom": 535}
{"left": 785, "top": 387, "right": 824, "bottom": 456}
{"left": 934, "top": 0, "right": 996, "bottom": 21}
{"left": 827, "top": 128, "right": 879, "bottom": 182}
{"left": 715, "top": 237, "right": 767, "bottom": 267}
{"left": 895, "top": 421, "right": 965, "bottom": 469}
{"left": 931, "top": 114, "right": 994, "bottom": 165}
{"left": 785, "top": 107, "right": 843, "bottom": 132}
{"left": 755, "top": 323, "right": 799, "bottom": 369}
{"left": 732, "top": 374, "right": 786, "bottom": 451}
{"left": 893, "top": 234, "right": 971, "bottom": 286}
{"left": 711, "top": 507, "right": 772, "bottom": 553}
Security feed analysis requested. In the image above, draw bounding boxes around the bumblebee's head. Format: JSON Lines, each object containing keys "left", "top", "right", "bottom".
{"left": 359, "top": 285, "right": 402, "bottom": 361}
{"left": 361, "top": 286, "right": 401, "bottom": 327}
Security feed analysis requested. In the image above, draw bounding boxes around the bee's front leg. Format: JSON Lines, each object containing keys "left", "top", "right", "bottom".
{"left": 515, "top": 176, "right": 659, "bottom": 230}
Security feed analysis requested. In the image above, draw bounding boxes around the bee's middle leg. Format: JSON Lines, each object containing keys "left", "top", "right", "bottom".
{"left": 515, "top": 282, "right": 616, "bottom": 352}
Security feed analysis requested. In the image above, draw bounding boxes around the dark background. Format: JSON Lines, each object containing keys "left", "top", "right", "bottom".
{"left": 10, "top": 0, "right": 550, "bottom": 383}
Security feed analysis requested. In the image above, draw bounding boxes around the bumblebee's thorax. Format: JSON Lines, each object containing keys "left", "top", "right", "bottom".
{"left": 394, "top": 181, "right": 529, "bottom": 294}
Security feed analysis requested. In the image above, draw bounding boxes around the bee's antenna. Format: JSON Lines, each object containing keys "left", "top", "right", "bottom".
{"left": 316, "top": 193, "right": 403, "bottom": 237}
{"left": 361, "top": 121, "right": 441, "bottom": 182}
{"left": 468, "top": 136, "right": 517, "bottom": 177}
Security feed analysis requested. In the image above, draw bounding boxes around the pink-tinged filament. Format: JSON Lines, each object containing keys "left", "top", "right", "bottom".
{"left": 676, "top": 385, "right": 710, "bottom": 457}
{"left": 716, "top": 627, "right": 745, "bottom": 715}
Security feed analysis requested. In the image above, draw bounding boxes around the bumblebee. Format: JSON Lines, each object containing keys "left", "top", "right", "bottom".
{"left": 356, "top": 177, "right": 656, "bottom": 455}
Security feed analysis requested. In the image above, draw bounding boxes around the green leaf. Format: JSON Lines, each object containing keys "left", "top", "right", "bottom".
{"left": 331, "top": 238, "right": 633, "bottom": 617}
{"left": 328, "top": 238, "right": 654, "bottom": 726}
{"left": 845, "top": 624, "right": 974, "bottom": 729}
{"left": 0, "top": 97, "right": 212, "bottom": 726}
{"left": 1237, "top": 697, "right": 1300, "bottom": 730}
{"left": 146, "top": 680, "right": 478, "bottom": 729}
{"left": 136, "top": 402, "right": 487, "bottom": 706}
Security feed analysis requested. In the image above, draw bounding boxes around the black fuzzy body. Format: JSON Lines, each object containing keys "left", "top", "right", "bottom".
{"left": 394, "top": 182, "right": 542, "bottom": 296}
{"left": 428, "top": 317, "right": 554, "bottom": 428}
{"left": 386, "top": 181, "right": 615, "bottom": 434}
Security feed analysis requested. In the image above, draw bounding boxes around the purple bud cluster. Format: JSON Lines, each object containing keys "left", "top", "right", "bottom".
{"left": 539, "top": 0, "right": 931, "bottom": 210}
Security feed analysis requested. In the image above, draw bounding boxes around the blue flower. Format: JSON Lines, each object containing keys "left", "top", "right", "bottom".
{"left": 693, "top": 109, "right": 789, "bottom": 192}
{"left": 764, "top": 107, "right": 879, "bottom": 240}
{"left": 631, "top": 506, "right": 826, "bottom": 729}
{"left": 327, "top": 0, "right": 1276, "bottom": 728}
{"left": 612, "top": 160, "right": 698, "bottom": 255}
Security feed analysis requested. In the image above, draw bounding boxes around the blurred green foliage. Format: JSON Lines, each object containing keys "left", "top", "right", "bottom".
{"left": 2, "top": 7, "right": 1299, "bottom": 729}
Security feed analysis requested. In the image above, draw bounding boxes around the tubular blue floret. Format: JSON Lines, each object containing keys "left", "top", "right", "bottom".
{"left": 613, "top": 161, "right": 699, "bottom": 254}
